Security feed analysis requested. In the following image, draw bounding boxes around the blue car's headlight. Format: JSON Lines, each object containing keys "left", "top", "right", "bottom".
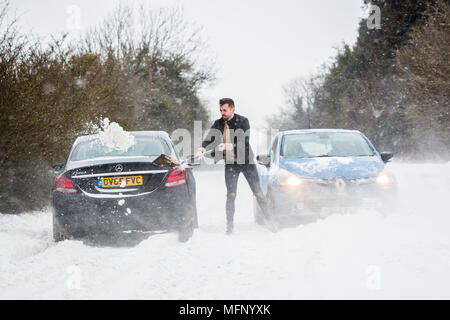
{"left": 375, "top": 170, "right": 395, "bottom": 185}
{"left": 277, "top": 169, "right": 304, "bottom": 187}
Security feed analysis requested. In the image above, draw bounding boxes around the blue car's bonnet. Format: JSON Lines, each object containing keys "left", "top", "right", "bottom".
{"left": 279, "top": 156, "right": 384, "bottom": 180}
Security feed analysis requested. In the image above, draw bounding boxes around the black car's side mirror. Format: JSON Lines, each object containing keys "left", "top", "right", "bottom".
{"left": 380, "top": 152, "right": 394, "bottom": 163}
{"left": 52, "top": 163, "right": 65, "bottom": 175}
{"left": 257, "top": 154, "right": 271, "bottom": 166}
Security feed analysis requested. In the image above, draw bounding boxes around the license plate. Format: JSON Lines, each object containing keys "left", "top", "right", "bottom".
{"left": 98, "top": 176, "right": 143, "bottom": 188}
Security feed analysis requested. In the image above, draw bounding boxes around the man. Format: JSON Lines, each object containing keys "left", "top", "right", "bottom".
{"left": 196, "top": 98, "right": 275, "bottom": 234}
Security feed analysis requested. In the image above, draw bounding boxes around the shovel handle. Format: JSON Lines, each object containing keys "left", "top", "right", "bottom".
{"left": 184, "top": 149, "right": 214, "bottom": 163}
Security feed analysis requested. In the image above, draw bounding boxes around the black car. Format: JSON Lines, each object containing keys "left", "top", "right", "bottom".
{"left": 51, "top": 131, "right": 198, "bottom": 243}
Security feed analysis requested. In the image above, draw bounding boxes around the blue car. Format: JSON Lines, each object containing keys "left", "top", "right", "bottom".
{"left": 254, "top": 129, "right": 397, "bottom": 223}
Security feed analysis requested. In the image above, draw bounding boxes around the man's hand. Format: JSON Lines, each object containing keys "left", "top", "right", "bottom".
{"left": 195, "top": 147, "right": 206, "bottom": 160}
{"left": 216, "top": 143, "right": 233, "bottom": 152}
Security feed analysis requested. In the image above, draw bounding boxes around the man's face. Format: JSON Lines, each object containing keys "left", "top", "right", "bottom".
{"left": 220, "top": 104, "right": 235, "bottom": 121}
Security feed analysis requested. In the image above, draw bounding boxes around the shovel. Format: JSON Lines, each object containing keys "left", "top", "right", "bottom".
{"left": 182, "top": 149, "right": 215, "bottom": 164}
{"left": 152, "top": 149, "right": 215, "bottom": 169}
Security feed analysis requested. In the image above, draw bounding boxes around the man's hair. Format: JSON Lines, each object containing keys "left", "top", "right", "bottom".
{"left": 219, "top": 98, "right": 235, "bottom": 108}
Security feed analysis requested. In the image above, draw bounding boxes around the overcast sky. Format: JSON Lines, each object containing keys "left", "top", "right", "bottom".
{"left": 11, "top": 0, "right": 366, "bottom": 130}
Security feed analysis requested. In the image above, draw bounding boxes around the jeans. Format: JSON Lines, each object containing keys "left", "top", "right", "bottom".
{"left": 224, "top": 164, "right": 269, "bottom": 223}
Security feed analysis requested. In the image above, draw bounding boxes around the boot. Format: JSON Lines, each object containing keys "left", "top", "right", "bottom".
{"left": 226, "top": 207, "right": 235, "bottom": 235}
{"left": 226, "top": 220, "right": 234, "bottom": 235}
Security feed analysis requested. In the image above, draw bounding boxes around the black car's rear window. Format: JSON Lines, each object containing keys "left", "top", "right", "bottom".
{"left": 70, "top": 136, "right": 173, "bottom": 161}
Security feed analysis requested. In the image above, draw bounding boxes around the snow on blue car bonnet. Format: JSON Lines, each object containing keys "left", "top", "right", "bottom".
{"left": 278, "top": 130, "right": 385, "bottom": 180}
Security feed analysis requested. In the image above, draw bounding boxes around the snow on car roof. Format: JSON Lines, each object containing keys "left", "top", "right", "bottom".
{"left": 75, "top": 131, "right": 170, "bottom": 144}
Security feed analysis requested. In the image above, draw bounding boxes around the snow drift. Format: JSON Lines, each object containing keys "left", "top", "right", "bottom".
{"left": 0, "top": 162, "right": 449, "bottom": 299}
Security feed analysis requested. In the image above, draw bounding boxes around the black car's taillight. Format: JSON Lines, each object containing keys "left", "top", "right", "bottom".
{"left": 54, "top": 176, "right": 77, "bottom": 194}
{"left": 165, "top": 169, "right": 187, "bottom": 188}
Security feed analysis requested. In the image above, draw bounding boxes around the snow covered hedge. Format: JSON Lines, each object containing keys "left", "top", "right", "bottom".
{"left": 0, "top": 2, "right": 213, "bottom": 213}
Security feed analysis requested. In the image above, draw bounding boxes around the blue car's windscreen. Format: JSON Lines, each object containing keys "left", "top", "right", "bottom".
{"left": 281, "top": 132, "right": 375, "bottom": 158}
{"left": 70, "top": 137, "right": 172, "bottom": 161}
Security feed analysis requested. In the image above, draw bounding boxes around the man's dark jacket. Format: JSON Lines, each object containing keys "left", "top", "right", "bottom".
{"left": 201, "top": 113, "right": 255, "bottom": 164}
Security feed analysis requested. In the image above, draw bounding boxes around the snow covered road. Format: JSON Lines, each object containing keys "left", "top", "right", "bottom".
{"left": 1, "top": 162, "right": 450, "bottom": 299}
